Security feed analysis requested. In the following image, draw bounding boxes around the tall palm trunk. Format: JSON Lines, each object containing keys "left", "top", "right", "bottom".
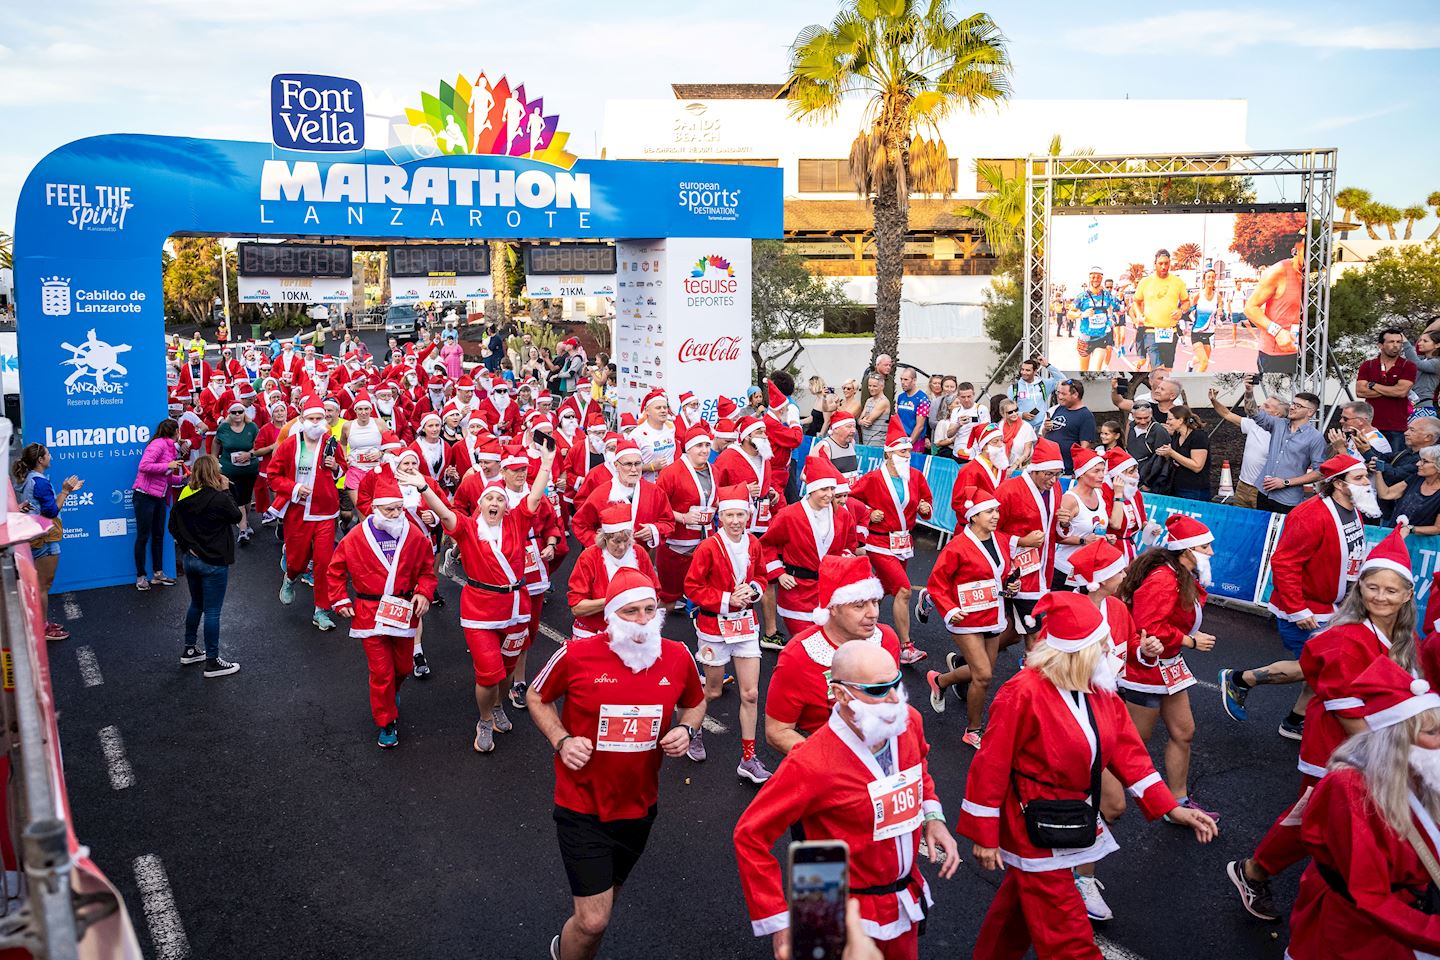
{"left": 490, "top": 240, "right": 509, "bottom": 320}
{"left": 870, "top": 116, "right": 908, "bottom": 372}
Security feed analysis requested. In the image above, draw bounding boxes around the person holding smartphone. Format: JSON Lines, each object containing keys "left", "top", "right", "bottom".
{"left": 735, "top": 639, "right": 959, "bottom": 960}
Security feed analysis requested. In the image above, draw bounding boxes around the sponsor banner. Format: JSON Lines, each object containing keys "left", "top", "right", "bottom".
{"left": 1140, "top": 494, "right": 1276, "bottom": 605}
{"left": 614, "top": 241, "right": 665, "bottom": 416}
{"left": 523, "top": 274, "right": 614, "bottom": 298}
{"left": 271, "top": 74, "right": 364, "bottom": 153}
{"left": 238, "top": 275, "right": 351, "bottom": 304}
{"left": 0, "top": 332, "right": 19, "bottom": 395}
{"left": 390, "top": 275, "right": 492, "bottom": 304}
{"left": 663, "top": 237, "right": 751, "bottom": 417}
{"left": 921, "top": 455, "right": 960, "bottom": 535}
{"left": 1255, "top": 516, "right": 1438, "bottom": 612}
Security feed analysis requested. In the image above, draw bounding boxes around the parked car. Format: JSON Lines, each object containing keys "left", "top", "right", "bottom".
{"left": 384, "top": 305, "right": 419, "bottom": 342}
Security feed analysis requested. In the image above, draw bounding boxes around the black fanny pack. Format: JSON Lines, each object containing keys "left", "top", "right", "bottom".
{"left": 1016, "top": 694, "right": 1102, "bottom": 849}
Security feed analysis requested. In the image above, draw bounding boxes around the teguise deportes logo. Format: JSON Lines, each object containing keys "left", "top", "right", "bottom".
{"left": 61, "top": 329, "right": 132, "bottom": 397}
{"left": 683, "top": 254, "right": 738, "bottom": 308}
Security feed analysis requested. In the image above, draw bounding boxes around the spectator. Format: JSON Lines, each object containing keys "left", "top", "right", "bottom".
{"left": 383, "top": 336, "right": 401, "bottom": 364}
{"left": 213, "top": 403, "right": 260, "bottom": 545}
{"left": 1356, "top": 328, "right": 1417, "bottom": 452}
{"left": 837, "top": 378, "right": 863, "bottom": 418}
{"left": 1327, "top": 401, "right": 1392, "bottom": 460}
{"left": 857, "top": 374, "right": 890, "bottom": 446}
{"left": 1372, "top": 444, "right": 1440, "bottom": 534}
{"left": 860, "top": 352, "right": 895, "bottom": 396}
{"left": 13, "top": 443, "right": 83, "bottom": 641}
{"left": 934, "top": 381, "right": 988, "bottom": 461}
{"left": 1157, "top": 405, "right": 1211, "bottom": 501}
{"left": 520, "top": 344, "right": 548, "bottom": 383}
{"left": 925, "top": 374, "right": 947, "bottom": 440}
{"left": 440, "top": 336, "right": 464, "bottom": 380}
{"left": 1124, "top": 401, "right": 1172, "bottom": 481}
{"left": 132, "top": 419, "right": 188, "bottom": 591}
{"left": 1252, "top": 392, "right": 1329, "bottom": 513}
{"left": 1112, "top": 370, "right": 1183, "bottom": 416}
{"left": 893, "top": 367, "right": 930, "bottom": 447}
{"left": 1009, "top": 357, "right": 1062, "bottom": 426}
{"left": 1404, "top": 329, "right": 1440, "bottom": 419}
{"left": 168, "top": 455, "right": 243, "bottom": 677}
{"left": 805, "top": 376, "right": 841, "bottom": 436}
{"left": 1374, "top": 416, "right": 1440, "bottom": 494}
{"left": 1043, "top": 379, "right": 1098, "bottom": 473}
{"left": 1097, "top": 420, "right": 1123, "bottom": 452}
{"left": 933, "top": 375, "right": 960, "bottom": 423}
{"left": 482, "top": 325, "right": 503, "bottom": 373}
{"left": 989, "top": 395, "right": 1035, "bottom": 468}
{"left": 1209, "top": 382, "right": 1285, "bottom": 509}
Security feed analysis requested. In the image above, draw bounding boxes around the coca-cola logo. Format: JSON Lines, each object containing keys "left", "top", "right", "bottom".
{"left": 678, "top": 336, "right": 743, "bottom": 363}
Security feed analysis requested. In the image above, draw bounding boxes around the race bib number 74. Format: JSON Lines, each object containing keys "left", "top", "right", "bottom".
{"left": 596, "top": 704, "right": 663, "bottom": 753}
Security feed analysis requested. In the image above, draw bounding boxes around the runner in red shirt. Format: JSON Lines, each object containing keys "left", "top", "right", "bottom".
{"left": 527, "top": 568, "right": 706, "bottom": 960}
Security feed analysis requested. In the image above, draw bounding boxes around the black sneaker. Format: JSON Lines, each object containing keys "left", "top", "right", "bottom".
{"left": 759, "top": 633, "right": 786, "bottom": 652}
{"left": 430, "top": 592, "right": 445, "bottom": 610}
{"left": 1226, "top": 860, "right": 1280, "bottom": 921}
{"left": 203, "top": 657, "right": 240, "bottom": 678}
{"left": 180, "top": 646, "right": 205, "bottom": 666}
{"left": 509, "top": 681, "right": 529, "bottom": 710}
{"left": 237, "top": 528, "right": 253, "bottom": 547}
{"left": 1278, "top": 716, "right": 1304, "bottom": 741}
{"left": 914, "top": 588, "right": 932, "bottom": 624}
{"left": 413, "top": 652, "right": 431, "bottom": 679}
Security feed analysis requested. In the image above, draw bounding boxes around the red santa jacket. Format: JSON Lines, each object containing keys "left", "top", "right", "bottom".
{"left": 478, "top": 397, "right": 521, "bottom": 440}
{"left": 566, "top": 544, "right": 658, "bottom": 639}
{"left": 655, "top": 459, "right": 717, "bottom": 553}
{"left": 196, "top": 382, "right": 231, "bottom": 428}
{"left": 734, "top": 707, "right": 940, "bottom": 942}
{"left": 1103, "top": 483, "right": 1148, "bottom": 561}
{"left": 712, "top": 446, "right": 778, "bottom": 534}
{"left": 1298, "top": 621, "right": 1399, "bottom": 779}
{"left": 1289, "top": 766, "right": 1440, "bottom": 960}
{"left": 1269, "top": 494, "right": 1366, "bottom": 624}
{"left": 574, "top": 461, "right": 617, "bottom": 507}
{"left": 684, "top": 529, "right": 766, "bottom": 644}
{"left": 328, "top": 517, "right": 438, "bottom": 638}
{"left": 450, "top": 499, "right": 537, "bottom": 632}
{"left": 354, "top": 462, "right": 448, "bottom": 540}
{"left": 505, "top": 487, "right": 562, "bottom": 595}
{"left": 762, "top": 501, "right": 853, "bottom": 622}
{"left": 764, "top": 408, "right": 804, "bottom": 504}
{"left": 267, "top": 431, "right": 348, "bottom": 522}
{"left": 1122, "top": 564, "right": 1206, "bottom": 695}
{"left": 995, "top": 474, "right": 1060, "bottom": 600}
{"left": 571, "top": 480, "right": 675, "bottom": 550}
{"left": 849, "top": 465, "right": 932, "bottom": 561}
{"left": 175, "top": 359, "right": 214, "bottom": 396}
{"left": 269, "top": 352, "right": 305, "bottom": 381}
{"left": 957, "top": 667, "right": 1176, "bottom": 873}
{"left": 926, "top": 527, "right": 1015, "bottom": 634}
{"left": 953, "top": 457, "right": 1004, "bottom": 518}
{"left": 764, "top": 625, "right": 901, "bottom": 737}
{"left": 408, "top": 437, "right": 449, "bottom": 487}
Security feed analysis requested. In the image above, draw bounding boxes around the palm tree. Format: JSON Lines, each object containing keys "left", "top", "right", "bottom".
{"left": 0, "top": 229, "right": 11, "bottom": 271}
{"left": 1372, "top": 203, "right": 1402, "bottom": 240}
{"left": 490, "top": 240, "right": 510, "bottom": 320}
{"left": 1429, "top": 191, "right": 1440, "bottom": 240}
{"left": 1172, "top": 242, "right": 1202, "bottom": 270}
{"left": 1336, "top": 186, "right": 1370, "bottom": 225}
{"left": 1355, "top": 201, "right": 1382, "bottom": 240}
{"left": 1402, "top": 205, "right": 1427, "bottom": 240}
{"left": 1125, "top": 263, "right": 1146, "bottom": 285}
{"left": 787, "top": 0, "right": 1012, "bottom": 368}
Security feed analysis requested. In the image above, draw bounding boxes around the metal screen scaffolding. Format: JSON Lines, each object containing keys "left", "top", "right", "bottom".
{"left": 1023, "top": 148, "right": 1337, "bottom": 413}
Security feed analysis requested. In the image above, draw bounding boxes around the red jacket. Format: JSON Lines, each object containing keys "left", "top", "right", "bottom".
{"left": 685, "top": 530, "right": 766, "bottom": 643}
{"left": 1269, "top": 494, "right": 1365, "bottom": 624}
{"left": 712, "top": 447, "right": 779, "bottom": 534}
{"left": 764, "top": 624, "right": 900, "bottom": 737}
{"left": 656, "top": 459, "right": 718, "bottom": 553}
{"left": 328, "top": 518, "right": 438, "bottom": 638}
{"left": 953, "top": 457, "right": 1004, "bottom": 518}
{"left": 761, "top": 501, "right": 851, "bottom": 623}
{"left": 571, "top": 480, "right": 675, "bottom": 550}
{"left": 1123, "top": 564, "right": 1206, "bottom": 695}
{"left": 267, "top": 431, "right": 348, "bottom": 521}
{"left": 565, "top": 544, "right": 658, "bottom": 639}
{"left": 995, "top": 474, "right": 1060, "bottom": 600}
{"left": 1298, "top": 621, "right": 1398, "bottom": 779}
{"left": 926, "top": 528, "right": 1015, "bottom": 634}
{"left": 849, "top": 465, "right": 932, "bottom": 561}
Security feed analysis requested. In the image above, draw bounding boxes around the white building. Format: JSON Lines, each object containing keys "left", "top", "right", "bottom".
{"left": 603, "top": 85, "right": 1249, "bottom": 384}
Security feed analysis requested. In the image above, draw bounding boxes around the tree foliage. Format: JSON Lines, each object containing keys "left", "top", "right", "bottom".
{"left": 979, "top": 274, "right": 1023, "bottom": 379}
{"left": 163, "top": 238, "right": 238, "bottom": 326}
{"left": 751, "top": 239, "right": 854, "bottom": 377}
{"left": 0, "top": 229, "right": 11, "bottom": 271}
{"left": 1330, "top": 240, "right": 1440, "bottom": 342}
{"left": 1229, "top": 211, "right": 1306, "bottom": 270}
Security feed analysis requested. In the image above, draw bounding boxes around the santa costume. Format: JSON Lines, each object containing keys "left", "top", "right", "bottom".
{"left": 926, "top": 485, "right": 1014, "bottom": 636}
{"left": 762, "top": 459, "right": 851, "bottom": 636}
{"left": 953, "top": 423, "right": 1007, "bottom": 516}
{"left": 1053, "top": 446, "right": 1111, "bottom": 587}
{"left": 1120, "top": 515, "right": 1211, "bottom": 698}
{"left": 849, "top": 417, "right": 933, "bottom": 597}
{"left": 629, "top": 388, "right": 677, "bottom": 479}
{"left": 685, "top": 484, "right": 767, "bottom": 661}
{"left": 1066, "top": 538, "right": 1136, "bottom": 685}
{"left": 762, "top": 379, "right": 804, "bottom": 504}
{"left": 565, "top": 505, "right": 660, "bottom": 640}
{"left": 570, "top": 440, "right": 675, "bottom": 550}
{"left": 994, "top": 438, "right": 1063, "bottom": 611}
{"left": 1268, "top": 454, "right": 1371, "bottom": 627}
{"left": 1101, "top": 447, "right": 1150, "bottom": 561}
{"left": 654, "top": 422, "right": 718, "bottom": 605}
{"left": 267, "top": 394, "right": 348, "bottom": 624}
{"left": 449, "top": 475, "right": 536, "bottom": 691}
{"left": 711, "top": 416, "right": 780, "bottom": 535}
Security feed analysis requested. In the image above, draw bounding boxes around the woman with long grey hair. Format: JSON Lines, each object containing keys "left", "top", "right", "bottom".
{"left": 1228, "top": 527, "right": 1419, "bottom": 922}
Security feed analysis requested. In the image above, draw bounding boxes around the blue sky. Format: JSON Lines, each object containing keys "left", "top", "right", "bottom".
{"left": 3, "top": 0, "right": 1438, "bottom": 237}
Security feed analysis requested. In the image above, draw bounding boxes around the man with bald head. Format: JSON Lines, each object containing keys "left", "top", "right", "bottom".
{"left": 735, "top": 640, "right": 958, "bottom": 960}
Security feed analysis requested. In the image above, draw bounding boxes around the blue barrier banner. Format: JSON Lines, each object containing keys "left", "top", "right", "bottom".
{"left": 1141, "top": 494, "right": 1277, "bottom": 604}
{"left": 1257, "top": 521, "right": 1440, "bottom": 613}
{"left": 921, "top": 456, "right": 960, "bottom": 534}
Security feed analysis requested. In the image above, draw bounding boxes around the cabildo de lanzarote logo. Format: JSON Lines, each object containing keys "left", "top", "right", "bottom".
{"left": 394, "top": 71, "right": 577, "bottom": 170}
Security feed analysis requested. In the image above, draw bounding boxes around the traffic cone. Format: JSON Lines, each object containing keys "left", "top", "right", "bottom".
{"left": 1217, "top": 460, "right": 1235, "bottom": 501}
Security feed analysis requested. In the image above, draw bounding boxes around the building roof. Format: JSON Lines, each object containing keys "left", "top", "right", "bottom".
{"left": 670, "top": 83, "right": 788, "bottom": 100}
{"left": 784, "top": 198, "right": 981, "bottom": 233}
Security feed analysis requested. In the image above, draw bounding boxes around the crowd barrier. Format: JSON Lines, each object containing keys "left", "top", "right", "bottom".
{"left": 792, "top": 439, "right": 1438, "bottom": 616}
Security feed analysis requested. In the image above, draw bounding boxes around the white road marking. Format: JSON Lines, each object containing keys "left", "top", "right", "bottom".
{"left": 538, "top": 622, "right": 568, "bottom": 645}
{"left": 62, "top": 594, "right": 82, "bottom": 621}
{"left": 701, "top": 716, "right": 728, "bottom": 734}
{"left": 76, "top": 646, "right": 103, "bottom": 687}
{"left": 98, "top": 726, "right": 134, "bottom": 790}
{"left": 1096, "top": 934, "right": 1150, "bottom": 960}
{"left": 133, "top": 855, "right": 191, "bottom": 960}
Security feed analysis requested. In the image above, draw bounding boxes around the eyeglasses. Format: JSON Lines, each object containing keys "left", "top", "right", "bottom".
{"left": 834, "top": 672, "right": 904, "bottom": 698}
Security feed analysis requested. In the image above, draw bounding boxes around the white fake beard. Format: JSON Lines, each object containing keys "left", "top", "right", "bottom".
{"left": 986, "top": 445, "right": 1009, "bottom": 471}
{"left": 303, "top": 423, "right": 327, "bottom": 441}
{"left": 1350, "top": 482, "right": 1383, "bottom": 519}
{"left": 376, "top": 399, "right": 395, "bottom": 416}
{"left": 603, "top": 450, "right": 617, "bottom": 467}
{"left": 1091, "top": 647, "right": 1119, "bottom": 693}
{"left": 752, "top": 437, "right": 774, "bottom": 461}
{"left": 608, "top": 481, "right": 636, "bottom": 502}
{"left": 1411, "top": 746, "right": 1440, "bottom": 795}
{"left": 493, "top": 394, "right": 511, "bottom": 412}
{"left": 559, "top": 419, "right": 578, "bottom": 437}
{"left": 588, "top": 434, "right": 607, "bottom": 453}
{"left": 428, "top": 387, "right": 444, "bottom": 406}
{"left": 1116, "top": 476, "right": 1138, "bottom": 500}
{"left": 889, "top": 454, "right": 911, "bottom": 476}
{"left": 1193, "top": 552, "right": 1214, "bottom": 588}
{"left": 373, "top": 514, "right": 407, "bottom": 537}
{"left": 608, "top": 610, "right": 666, "bottom": 673}
{"left": 847, "top": 686, "right": 910, "bottom": 748}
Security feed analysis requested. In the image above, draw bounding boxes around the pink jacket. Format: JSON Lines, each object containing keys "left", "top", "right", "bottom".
{"left": 133, "top": 437, "right": 185, "bottom": 498}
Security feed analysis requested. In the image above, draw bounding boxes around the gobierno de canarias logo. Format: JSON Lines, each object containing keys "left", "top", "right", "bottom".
{"left": 398, "top": 71, "right": 577, "bottom": 170}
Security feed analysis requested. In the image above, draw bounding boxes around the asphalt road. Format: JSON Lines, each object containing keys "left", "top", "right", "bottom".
{"left": 49, "top": 522, "right": 1306, "bottom": 960}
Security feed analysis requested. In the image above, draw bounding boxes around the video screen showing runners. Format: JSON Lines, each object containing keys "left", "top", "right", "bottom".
{"left": 1047, "top": 209, "right": 1307, "bottom": 374}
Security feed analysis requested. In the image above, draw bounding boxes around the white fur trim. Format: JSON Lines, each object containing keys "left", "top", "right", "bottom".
{"left": 1167, "top": 532, "right": 1213, "bottom": 550}
{"left": 600, "top": 519, "right": 634, "bottom": 533}
{"left": 1365, "top": 692, "right": 1440, "bottom": 730}
{"left": 1084, "top": 555, "right": 1128, "bottom": 591}
{"left": 739, "top": 420, "right": 765, "bottom": 440}
{"left": 1028, "top": 457, "right": 1063, "bottom": 472}
{"left": 1361, "top": 557, "right": 1415, "bottom": 583}
{"left": 806, "top": 476, "right": 838, "bottom": 492}
{"left": 812, "top": 607, "right": 831, "bottom": 625}
{"left": 717, "top": 498, "right": 750, "bottom": 512}
{"left": 1043, "top": 620, "right": 1110, "bottom": 653}
{"left": 965, "top": 496, "right": 999, "bottom": 520}
{"left": 684, "top": 433, "right": 711, "bottom": 451}
{"left": 604, "top": 585, "right": 657, "bottom": 621}
{"left": 825, "top": 578, "right": 884, "bottom": 610}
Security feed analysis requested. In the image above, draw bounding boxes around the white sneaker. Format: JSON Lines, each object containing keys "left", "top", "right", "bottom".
{"left": 1075, "top": 874, "right": 1113, "bottom": 921}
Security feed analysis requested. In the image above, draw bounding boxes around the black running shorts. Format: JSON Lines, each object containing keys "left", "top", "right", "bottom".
{"left": 554, "top": 804, "right": 657, "bottom": 898}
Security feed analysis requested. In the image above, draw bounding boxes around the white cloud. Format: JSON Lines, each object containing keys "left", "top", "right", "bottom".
{"left": 1067, "top": 11, "right": 1440, "bottom": 54}
{"left": 1311, "top": 103, "right": 1408, "bottom": 131}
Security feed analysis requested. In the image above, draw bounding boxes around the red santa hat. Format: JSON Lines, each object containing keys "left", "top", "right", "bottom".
{"left": 803, "top": 458, "right": 839, "bottom": 494}
{"left": 1068, "top": 539, "right": 1128, "bottom": 592}
{"left": 167, "top": 391, "right": 185, "bottom": 412}
{"left": 714, "top": 417, "right": 739, "bottom": 441}
{"left": 394, "top": 447, "right": 421, "bottom": 468}
{"left": 737, "top": 416, "right": 765, "bottom": 442}
{"left": 1321, "top": 453, "right": 1366, "bottom": 481}
{"left": 813, "top": 555, "right": 884, "bottom": 625}
{"left": 1104, "top": 447, "right": 1138, "bottom": 480}
{"left": 1028, "top": 438, "right": 1064, "bottom": 473}
{"left": 455, "top": 375, "right": 475, "bottom": 391}
{"left": 1338, "top": 656, "right": 1440, "bottom": 730}
{"left": 417, "top": 411, "right": 442, "bottom": 430}
{"left": 958, "top": 483, "right": 1000, "bottom": 521}
{"left": 351, "top": 390, "right": 373, "bottom": 410}
{"left": 208, "top": 370, "right": 226, "bottom": 383}
{"left": 716, "top": 484, "right": 751, "bottom": 513}
{"left": 613, "top": 438, "right": 642, "bottom": 461}
{"left": 300, "top": 393, "right": 325, "bottom": 418}
{"left": 490, "top": 376, "right": 509, "bottom": 393}
{"left": 1031, "top": 592, "right": 1109, "bottom": 653}
{"left": 883, "top": 415, "right": 911, "bottom": 451}
{"left": 371, "top": 471, "right": 404, "bottom": 506}
{"left": 585, "top": 406, "right": 608, "bottom": 431}
{"left": 717, "top": 395, "right": 739, "bottom": 420}
{"left": 766, "top": 379, "right": 787, "bottom": 411}
{"left": 828, "top": 410, "right": 856, "bottom": 434}
{"left": 233, "top": 381, "right": 256, "bottom": 402}
{"left": 226, "top": 401, "right": 246, "bottom": 414}
{"left": 1359, "top": 525, "right": 1414, "bottom": 584}
{"left": 379, "top": 432, "right": 403, "bottom": 452}
{"left": 679, "top": 422, "right": 713, "bottom": 452}
{"left": 969, "top": 423, "right": 1004, "bottom": 456}
{"left": 599, "top": 502, "right": 634, "bottom": 534}
{"left": 1164, "top": 514, "right": 1214, "bottom": 550}
{"left": 477, "top": 438, "right": 502, "bottom": 462}
{"left": 1071, "top": 445, "right": 1105, "bottom": 479}
{"left": 500, "top": 445, "right": 528, "bottom": 470}
{"left": 619, "top": 413, "right": 638, "bottom": 431}
{"left": 535, "top": 390, "right": 553, "bottom": 407}
{"left": 641, "top": 388, "right": 667, "bottom": 412}
{"left": 678, "top": 390, "right": 697, "bottom": 410}
{"left": 604, "top": 567, "right": 658, "bottom": 621}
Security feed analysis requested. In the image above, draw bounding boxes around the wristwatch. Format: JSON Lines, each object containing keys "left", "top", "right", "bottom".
{"left": 1282, "top": 478, "right": 1290, "bottom": 488}
{"left": 677, "top": 724, "right": 698, "bottom": 741}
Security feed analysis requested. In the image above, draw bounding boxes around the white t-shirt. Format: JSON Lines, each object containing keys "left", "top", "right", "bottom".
{"left": 629, "top": 421, "right": 676, "bottom": 481}
{"left": 1238, "top": 417, "right": 1273, "bottom": 487}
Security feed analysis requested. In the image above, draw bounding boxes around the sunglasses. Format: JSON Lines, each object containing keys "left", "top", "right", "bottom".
{"left": 835, "top": 672, "right": 904, "bottom": 698}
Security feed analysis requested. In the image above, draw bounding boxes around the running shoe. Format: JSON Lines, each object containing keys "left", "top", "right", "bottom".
{"left": 899, "top": 644, "right": 927, "bottom": 665}
{"left": 472, "top": 719, "right": 495, "bottom": 753}
{"left": 203, "top": 657, "right": 240, "bottom": 679}
{"left": 759, "top": 633, "right": 786, "bottom": 652}
{"left": 686, "top": 729, "right": 706, "bottom": 762}
{"left": 723, "top": 669, "right": 735, "bottom": 686}
{"left": 300, "top": 572, "right": 314, "bottom": 588}
{"left": 509, "top": 681, "right": 528, "bottom": 710}
{"left": 238, "top": 528, "right": 253, "bottom": 547}
{"left": 442, "top": 548, "right": 466, "bottom": 586}
{"left": 1226, "top": 860, "right": 1280, "bottom": 922}
{"left": 926, "top": 670, "right": 946, "bottom": 714}
{"left": 180, "top": 646, "right": 206, "bottom": 665}
{"left": 312, "top": 608, "right": 336, "bottom": 632}
{"left": 944, "top": 652, "right": 969, "bottom": 702}
{"left": 278, "top": 577, "right": 295, "bottom": 605}
{"left": 914, "top": 588, "right": 933, "bottom": 624}
{"left": 260, "top": 512, "right": 278, "bottom": 526}
{"left": 946, "top": 651, "right": 961, "bottom": 674}
{"left": 491, "top": 704, "right": 513, "bottom": 734}
{"left": 737, "top": 756, "right": 772, "bottom": 784}
{"left": 136, "top": 577, "right": 151, "bottom": 592}
{"left": 1278, "top": 716, "right": 1304, "bottom": 741}
{"left": 377, "top": 723, "right": 398, "bottom": 749}
{"left": 550, "top": 935, "right": 561, "bottom": 960}
{"left": 961, "top": 729, "right": 983, "bottom": 750}
{"left": 44, "top": 622, "right": 69, "bottom": 641}
{"left": 1218, "top": 669, "right": 1249, "bottom": 722}
{"left": 152, "top": 574, "right": 176, "bottom": 586}
{"left": 1074, "top": 874, "right": 1113, "bottom": 922}
{"left": 1166, "top": 796, "right": 1220, "bottom": 824}
{"left": 412, "top": 652, "right": 431, "bottom": 679}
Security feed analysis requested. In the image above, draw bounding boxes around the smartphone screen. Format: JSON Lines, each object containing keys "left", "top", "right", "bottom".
{"left": 788, "top": 841, "right": 848, "bottom": 960}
